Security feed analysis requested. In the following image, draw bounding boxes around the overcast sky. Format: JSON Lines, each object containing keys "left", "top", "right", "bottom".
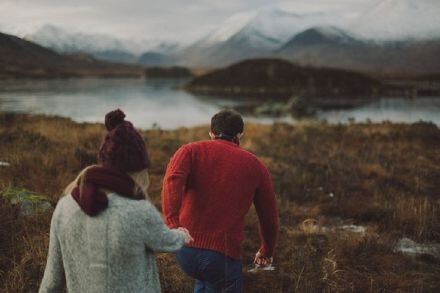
{"left": 0, "top": 0, "right": 378, "bottom": 42}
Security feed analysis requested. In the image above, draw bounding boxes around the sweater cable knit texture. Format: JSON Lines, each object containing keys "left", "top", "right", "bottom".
{"left": 39, "top": 194, "right": 186, "bottom": 293}
{"left": 162, "top": 139, "right": 279, "bottom": 260}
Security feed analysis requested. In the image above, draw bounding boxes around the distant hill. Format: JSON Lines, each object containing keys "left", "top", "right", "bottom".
{"left": 138, "top": 52, "right": 176, "bottom": 66}
{"left": 0, "top": 32, "right": 144, "bottom": 78}
{"left": 185, "top": 58, "right": 383, "bottom": 98}
{"left": 145, "top": 66, "right": 193, "bottom": 78}
{"left": 91, "top": 50, "right": 138, "bottom": 64}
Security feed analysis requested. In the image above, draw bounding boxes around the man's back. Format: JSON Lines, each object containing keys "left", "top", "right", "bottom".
{"left": 162, "top": 109, "right": 278, "bottom": 292}
{"left": 162, "top": 138, "right": 278, "bottom": 260}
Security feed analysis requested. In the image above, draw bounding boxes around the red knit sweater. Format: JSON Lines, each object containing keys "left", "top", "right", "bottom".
{"left": 161, "top": 139, "right": 279, "bottom": 260}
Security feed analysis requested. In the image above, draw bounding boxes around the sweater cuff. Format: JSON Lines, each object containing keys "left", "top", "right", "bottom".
{"left": 166, "top": 217, "right": 180, "bottom": 229}
{"left": 258, "top": 245, "right": 274, "bottom": 258}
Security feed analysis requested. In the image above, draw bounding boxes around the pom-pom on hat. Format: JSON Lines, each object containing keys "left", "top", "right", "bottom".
{"left": 98, "top": 109, "right": 150, "bottom": 172}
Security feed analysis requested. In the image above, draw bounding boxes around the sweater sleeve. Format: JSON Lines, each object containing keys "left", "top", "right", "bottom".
{"left": 143, "top": 201, "right": 186, "bottom": 252}
{"left": 254, "top": 162, "right": 279, "bottom": 258}
{"left": 161, "top": 145, "right": 192, "bottom": 228}
{"left": 39, "top": 204, "right": 66, "bottom": 293}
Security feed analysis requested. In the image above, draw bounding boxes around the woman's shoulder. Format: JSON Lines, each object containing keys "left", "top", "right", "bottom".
{"left": 54, "top": 194, "right": 80, "bottom": 214}
{"left": 50, "top": 194, "right": 83, "bottom": 230}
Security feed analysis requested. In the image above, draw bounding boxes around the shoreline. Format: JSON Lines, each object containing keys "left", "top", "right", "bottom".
{"left": 1, "top": 110, "right": 439, "bottom": 131}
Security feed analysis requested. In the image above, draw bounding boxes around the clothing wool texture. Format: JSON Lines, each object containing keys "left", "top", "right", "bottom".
{"left": 98, "top": 109, "right": 150, "bottom": 172}
{"left": 39, "top": 193, "right": 186, "bottom": 293}
{"left": 162, "top": 139, "right": 279, "bottom": 260}
{"left": 71, "top": 165, "right": 142, "bottom": 216}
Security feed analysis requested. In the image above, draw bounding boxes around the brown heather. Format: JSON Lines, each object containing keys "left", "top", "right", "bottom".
{"left": 0, "top": 113, "right": 439, "bottom": 292}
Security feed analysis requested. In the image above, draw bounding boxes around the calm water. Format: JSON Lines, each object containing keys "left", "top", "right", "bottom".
{"left": 317, "top": 98, "right": 440, "bottom": 125}
{"left": 0, "top": 78, "right": 439, "bottom": 129}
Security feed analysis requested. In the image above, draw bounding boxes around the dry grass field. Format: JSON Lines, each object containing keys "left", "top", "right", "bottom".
{"left": 0, "top": 112, "right": 439, "bottom": 292}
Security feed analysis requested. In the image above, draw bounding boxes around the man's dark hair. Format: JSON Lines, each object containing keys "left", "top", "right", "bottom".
{"left": 211, "top": 110, "right": 244, "bottom": 136}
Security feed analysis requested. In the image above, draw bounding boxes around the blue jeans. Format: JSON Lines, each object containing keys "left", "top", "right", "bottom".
{"left": 176, "top": 246, "right": 243, "bottom": 293}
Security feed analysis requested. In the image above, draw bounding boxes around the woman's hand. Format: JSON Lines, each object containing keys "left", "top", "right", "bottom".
{"left": 254, "top": 251, "right": 273, "bottom": 266}
{"left": 176, "top": 227, "right": 194, "bottom": 244}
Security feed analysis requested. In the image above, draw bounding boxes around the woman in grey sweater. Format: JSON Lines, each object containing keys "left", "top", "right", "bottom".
{"left": 39, "top": 109, "right": 192, "bottom": 293}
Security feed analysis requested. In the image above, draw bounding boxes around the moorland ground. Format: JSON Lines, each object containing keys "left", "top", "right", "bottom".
{"left": 0, "top": 113, "right": 439, "bottom": 292}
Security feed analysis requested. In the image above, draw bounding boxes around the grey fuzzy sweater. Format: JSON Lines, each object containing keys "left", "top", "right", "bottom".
{"left": 39, "top": 193, "right": 186, "bottom": 293}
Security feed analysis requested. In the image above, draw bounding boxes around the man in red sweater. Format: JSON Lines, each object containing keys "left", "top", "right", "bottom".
{"left": 161, "top": 110, "right": 279, "bottom": 292}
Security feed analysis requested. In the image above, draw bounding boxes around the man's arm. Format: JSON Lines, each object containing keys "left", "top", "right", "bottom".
{"left": 253, "top": 163, "right": 279, "bottom": 259}
{"left": 161, "top": 145, "right": 192, "bottom": 228}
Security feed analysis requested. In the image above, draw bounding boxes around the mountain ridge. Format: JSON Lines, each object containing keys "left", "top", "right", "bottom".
{"left": 0, "top": 32, "right": 144, "bottom": 79}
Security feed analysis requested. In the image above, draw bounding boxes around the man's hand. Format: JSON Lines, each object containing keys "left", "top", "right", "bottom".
{"left": 176, "top": 227, "right": 194, "bottom": 244}
{"left": 253, "top": 251, "right": 273, "bottom": 266}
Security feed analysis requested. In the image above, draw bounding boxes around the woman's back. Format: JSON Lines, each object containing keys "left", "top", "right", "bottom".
{"left": 39, "top": 110, "right": 191, "bottom": 293}
{"left": 40, "top": 193, "right": 185, "bottom": 293}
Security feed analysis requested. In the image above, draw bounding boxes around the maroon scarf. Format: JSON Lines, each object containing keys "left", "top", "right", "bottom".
{"left": 71, "top": 166, "right": 143, "bottom": 216}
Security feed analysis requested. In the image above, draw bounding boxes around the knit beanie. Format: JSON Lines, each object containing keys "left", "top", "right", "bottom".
{"left": 98, "top": 109, "right": 150, "bottom": 172}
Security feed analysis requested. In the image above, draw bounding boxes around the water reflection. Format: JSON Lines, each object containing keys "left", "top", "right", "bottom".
{"left": 0, "top": 78, "right": 226, "bottom": 129}
{"left": 0, "top": 78, "right": 439, "bottom": 129}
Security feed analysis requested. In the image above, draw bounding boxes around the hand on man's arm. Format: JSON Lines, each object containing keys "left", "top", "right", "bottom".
{"left": 253, "top": 163, "right": 279, "bottom": 265}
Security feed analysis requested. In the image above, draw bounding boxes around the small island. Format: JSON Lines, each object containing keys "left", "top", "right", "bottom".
{"left": 185, "top": 58, "right": 383, "bottom": 99}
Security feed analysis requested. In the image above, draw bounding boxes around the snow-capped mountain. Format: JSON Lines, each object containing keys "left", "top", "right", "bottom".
{"left": 350, "top": 0, "right": 440, "bottom": 41}
{"left": 26, "top": 25, "right": 181, "bottom": 64}
{"left": 196, "top": 7, "right": 344, "bottom": 49}
{"left": 276, "top": 25, "right": 440, "bottom": 75}
{"left": 178, "top": 7, "right": 345, "bottom": 67}
{"left": 197, "top": 11, "right": 255, "bottom": 47}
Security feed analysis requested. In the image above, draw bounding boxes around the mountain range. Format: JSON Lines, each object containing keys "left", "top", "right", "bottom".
{"left": 9, "top": 0, "right": 440, "bottom": 74}
{"left": 176, "top": 8, "right": 344, "bottom": 68}
{"left": 26, "top": 25, "right": 181, "bottom": 65}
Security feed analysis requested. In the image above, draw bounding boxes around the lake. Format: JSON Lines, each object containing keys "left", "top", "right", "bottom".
{"left": 0, "top": 78, "right": 439, "bottom": 129}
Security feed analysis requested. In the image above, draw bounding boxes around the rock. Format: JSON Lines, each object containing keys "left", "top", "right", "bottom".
{"left": 253, "top": 95, "right": 316, "bottom": 117}
{"left": 255, "top": 102, "right": 288, "bottom": 116}
{"left": 0, "top": 187, "right": 53, "bottom": 216}
{"left": 300, "top": 218, "right": 368, "bottom": 236}
{"left": 340, "top": 224, "right": 366, "bottom": 234}
{"left": 394, "top": 237, "right": 440, "bottom": 259}
{"left": 301, "top": 218, "right": 320, "bottom": 234}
